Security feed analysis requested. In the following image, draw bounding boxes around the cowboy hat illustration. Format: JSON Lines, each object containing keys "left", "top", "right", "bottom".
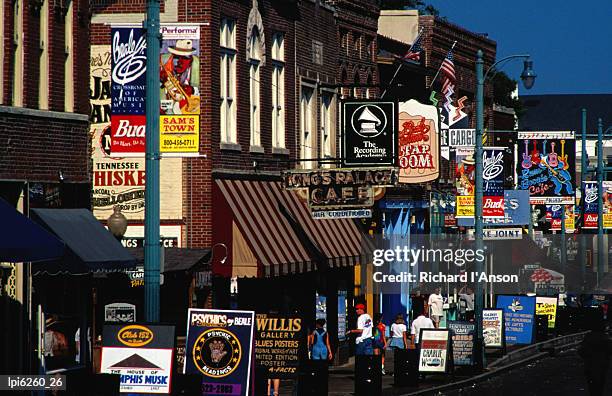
{"left": 168, "top": 40, "right": 196, "bottom": 56}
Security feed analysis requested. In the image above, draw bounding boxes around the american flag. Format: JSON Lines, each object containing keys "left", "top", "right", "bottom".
{"left": 440, "top": 48, "right": 456, "bottom": 97}
{"left": 403, "top": 33, "right": 423, "bottom": 62}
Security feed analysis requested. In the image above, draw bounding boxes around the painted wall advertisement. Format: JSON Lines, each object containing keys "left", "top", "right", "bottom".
{"left": 535, "top": 296, "right": 558, "bottom": 329}
{"left": 160, "top": 25, "right": 201, "bottom": 155}
{"left": 111, "top": 26, "right": 147, "bottom": 156}
{"left": 341, "top": 101, "right": 396, "bottom": 166}
{"left": 184, "top": 309, "right": 254, "bottom": 396}
{"left": 482, "top": 309, "right": 504, "bottom": 348}
{"left": 448, "top": 321, "right": 475, "bottom": 366}
{"left": 101, "top": 324, "right": 175, "bottom": 394}
{"left": 496, "top": 295, "right": 536, "bottom": 345}
{"left": 398, "top": 99, "right": 440, "bottom": 184}
{"left": 418, "top": 329, "right": 450, "bottom": 373}
{"left": 517, "top": 132, "right": 575, "bottom": 205}
{"left": 254, "top": 314, "right": 302, "bottom": 378}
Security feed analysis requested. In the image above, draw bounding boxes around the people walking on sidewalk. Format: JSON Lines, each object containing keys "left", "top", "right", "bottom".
{"left": 458, "top": 285, "right": 475, "bottom": 322}
{"left": 388, "top": 314, "right": 408, "bottom": 350}
{"left": 347, "top": 303, "right": 373, "bottom": 355}
{"left": 411, "top": 310, "right": 434, "bottom": 347}
{"left": 428, "top": 287, "right": 444, "bottom": 328}
{"left": 373, "top": 313, "right": 388, "bottom": 374}
{"left": 308, "top": 318, "right": 332, "bottom": 361}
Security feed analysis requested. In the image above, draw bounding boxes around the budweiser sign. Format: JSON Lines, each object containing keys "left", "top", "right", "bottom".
{"left": 111, "top": 115, "right": 146, "bottom": 155}
{"left": 483, "top": 196, "right": 504, "bottom": 218}
{"left": 584, "top": 213, "right": 598, "bottom": 229}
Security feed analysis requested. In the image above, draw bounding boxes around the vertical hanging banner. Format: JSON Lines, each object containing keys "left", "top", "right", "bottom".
{"left": 398, "top": 99, "right": 440, "bottom": 183}
{"left": 603, "top": 181, "right": 612, "bottom": 228}
{"left": 184, "top": 309, "right": 254, "bottom": 396}
{"left": 582, "top": 181, "right": 599, "bottom": 229}
{"left": 516, "top": 132, "right": 575, "bottom": 205}
{"left": 454, "top": 147, "right": 475, "bottom": 218}
{"left": 482, "top": 147, "right": 506, "bottom": 218}
{"left": 160, "top": 25, "right": 201, "bottom": 155}
{"left": 111, "top": 26, "right": 147, "bottom": 156}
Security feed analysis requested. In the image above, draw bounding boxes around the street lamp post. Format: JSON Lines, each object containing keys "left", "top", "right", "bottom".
{"left": 144, "top": 0, "right": 161, "bottom": 323}
{"left": 474, "top": 50, "right": 536, "bottom": 369}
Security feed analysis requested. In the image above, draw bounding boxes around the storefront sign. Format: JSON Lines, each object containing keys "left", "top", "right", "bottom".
{"left": 104, "top": 303, "right": 136, "bottom": 322}
{"left": 482, "top": 148, "right": 506, "bottom": 218}
{"left": 448, "top": 129, "right": 475, "bottom": 146}
{"left": 535, "top": 296, "right": 558, "bottom": 329}
{"left": 398, "top": 99, "right": 440, "bottom": 183}
{"left": 517, "top": 132, "right": 575, "bottom": 205}
{"left": 254, "top": 314, "right": 302, "bottom": 378}
{"left": 101, "top": 324, "right": 175, "bottom": 394}
{"left": 121, "top": 237, "right": 179, "bottom": 248}
{"left": 483, "top": 190, "right": 530, "bottom": 226}
{"left": 184, "top": 309, "right": 254, "bottom": 396}
{"left": 482, "top": 309, "right": 504, "bottom": 348}
{"left": 111, "top": 26, "right": 147, "bottom": 156}
{"left": 341, "top": 101, "right": 396, "bottom": 166}
{"left": 496, "top": 295, "right": 536, "bottom": 345}
{"left": 418, "top": 329, "right": 450, "bottom": 373}
{"left": 482, "top": 228, "right": 522, "bottom": 240}
{"left": 338, "top": 291, "right": 347, "bottom": 341}
{"left": 311, "top": 209, "right": 372, "bottom": 220}
{"left": 448, "top": 321, "right": 475, "bottom": 366}
{"left": 160, "top": 25, "right": 201, "bottom": 156}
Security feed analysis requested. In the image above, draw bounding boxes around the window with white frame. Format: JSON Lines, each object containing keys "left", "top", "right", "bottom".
{"left": 300, "top": 86, "right": 315, "bottom": 168}
{"left": 271, "top": 33, "right": 285, "bottom": 149}
{"left": 220, "top": 18, "right": 237, "bottom": 144}
{"left": 248, "top": 27, "right": 261, "bottom": 147}
{"left": 320, "top": 92, "right": 335, "bottom": 167}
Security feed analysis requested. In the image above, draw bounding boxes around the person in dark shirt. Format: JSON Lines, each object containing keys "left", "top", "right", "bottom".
{"left": 410, "top": 289, "right": 426, "bottom": 322}
{"left": 578, "top": 318, "right": 612, "bottom": 396}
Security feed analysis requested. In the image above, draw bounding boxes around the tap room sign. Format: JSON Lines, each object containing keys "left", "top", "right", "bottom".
{"left": 516, "top": 131, "right": 575, "bottom": 205}
{"left": 397, "top": 99, "right": 440, "bottom": 184}
{"left": 282, "top": 168, "right": 396, "bottom": 209}
{"left": 341, "top": 101, "right": 397, "bottom": 167}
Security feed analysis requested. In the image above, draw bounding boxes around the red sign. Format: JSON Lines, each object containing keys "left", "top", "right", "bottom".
{"left": 584, "top": 213, "right": 598, "bottom": 229}
{"left": 483, "top": 196, "right": 504, "bottom": 218}
{"left": 111, "top": 115, "right": 146, "bottom": 155}
{"left": 444, "top": 213, "right": 456, "bottom": 227}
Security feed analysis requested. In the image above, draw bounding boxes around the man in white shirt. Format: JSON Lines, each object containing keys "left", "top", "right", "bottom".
{"left": 428, "top": 287, "right": 444, "bottom": 328}
{"left": 347, "top": 303, "right": 373, "bottom": 355}
{"left": 411, "top": 311, "right": 434, "bottom": 345}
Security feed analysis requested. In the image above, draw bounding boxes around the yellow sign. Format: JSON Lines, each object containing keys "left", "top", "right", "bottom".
{"left": 535, "top": 297, "right": 557, "bottom": 329}
{"left": 456, "top": 195, "right": 475, "bottom": 218}
{"left": 160, "top": 115, "right": 199, "bottom": 154}
{"left": 604, "top": 213, "right": 612, "bottom": 229}
{"left": 117, "top": 325, "right": 154, "bottom": 347}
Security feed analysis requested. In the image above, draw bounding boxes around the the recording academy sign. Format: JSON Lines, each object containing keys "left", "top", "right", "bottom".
{"left": 282, "top": 168, "right": 396, "bottom": 209}
{"left": 342, "top": 101, "right": 396, "bottom": 167}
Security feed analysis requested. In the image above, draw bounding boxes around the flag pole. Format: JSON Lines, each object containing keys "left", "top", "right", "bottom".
{"left": 381, "top": 28, "right": 423, "bottom": 98}
{"left": 428, "top": 40, "right": 457, "bottom": 89}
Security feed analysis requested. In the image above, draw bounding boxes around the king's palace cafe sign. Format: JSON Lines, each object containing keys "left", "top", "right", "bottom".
{"left": 282, "top": 168, "right": 396, "bottom": 209}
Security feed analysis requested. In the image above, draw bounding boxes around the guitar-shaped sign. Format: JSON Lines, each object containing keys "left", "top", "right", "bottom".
{"left": 530, "top": 140, "right": 540, "bottom": 165}
{"left": 548, "top": 142, "right": 559, "bottom": 168}
{"left": 522, "top": 140, "right": 532, "bottom": 169}
{"left": 560, "top": 139, "right": 569, "bottom": 170}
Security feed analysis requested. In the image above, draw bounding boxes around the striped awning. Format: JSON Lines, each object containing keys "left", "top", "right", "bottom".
{"left": 215, "top": 179, "right": 366, "bottom": 277}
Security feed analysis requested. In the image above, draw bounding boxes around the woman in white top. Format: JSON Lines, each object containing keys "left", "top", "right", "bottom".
{"left": 388, "top": 314, "right": 408, "bottom": 349}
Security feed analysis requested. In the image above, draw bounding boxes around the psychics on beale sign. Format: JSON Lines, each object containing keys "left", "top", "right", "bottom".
{"left": 397, "top": 99, "right": 440, "bottom": 184}
{"left": 341, "top": 101, "right": 397, "bottom": 167}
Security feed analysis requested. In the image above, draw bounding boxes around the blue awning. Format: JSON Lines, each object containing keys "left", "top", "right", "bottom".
{"left": 0, "top": 199, "right": 65, "bottom": 262}
{"left": 31, "top": 208, "right": 136, "bottom": 274}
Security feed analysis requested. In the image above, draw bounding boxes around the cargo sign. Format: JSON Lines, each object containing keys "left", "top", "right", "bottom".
{"left": 497, "top": 295, "right": 536, "bottom": 345}
{"left": 418, "top": 329, "right": 450, "bottom": 373}
{"left": 101, "top": 324, "right": 175, "bottom": 394}
{"left": 254, "top": 315, "right": 302, "bottom": 378}
{"left": 341, "top": 101, "right": 396, "bottom": 166}
{"left": 184, "top": 309, "right": 254, "bottom": 396}
{"left": 447, "top": 129, "right": 475, "bottom": 146}
{"left": 448, "top": 321, "right": 475, "bottom": 366}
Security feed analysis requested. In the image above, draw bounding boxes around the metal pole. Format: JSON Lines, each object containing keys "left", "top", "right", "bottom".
{"left": 144, "top": 0, "right": 161, "bottom": 322}
{"left": 561, "top": 205, "right": 567, "bottom": 273}
{"left": 597, "top": 118, "right": 604, "bottom": 287}
{"left": 528, "top": 204, "right": 533, "bottom": 240}
{"left": 580, "top": 109, "right": 587, "bottom": 290}
{"left": 474, "top": 49, "right": 485, "bottom": 369}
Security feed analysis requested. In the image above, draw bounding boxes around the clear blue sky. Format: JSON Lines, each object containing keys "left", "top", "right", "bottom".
{"left": 427, "top": 0, "right": 612, "bottom": 95}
